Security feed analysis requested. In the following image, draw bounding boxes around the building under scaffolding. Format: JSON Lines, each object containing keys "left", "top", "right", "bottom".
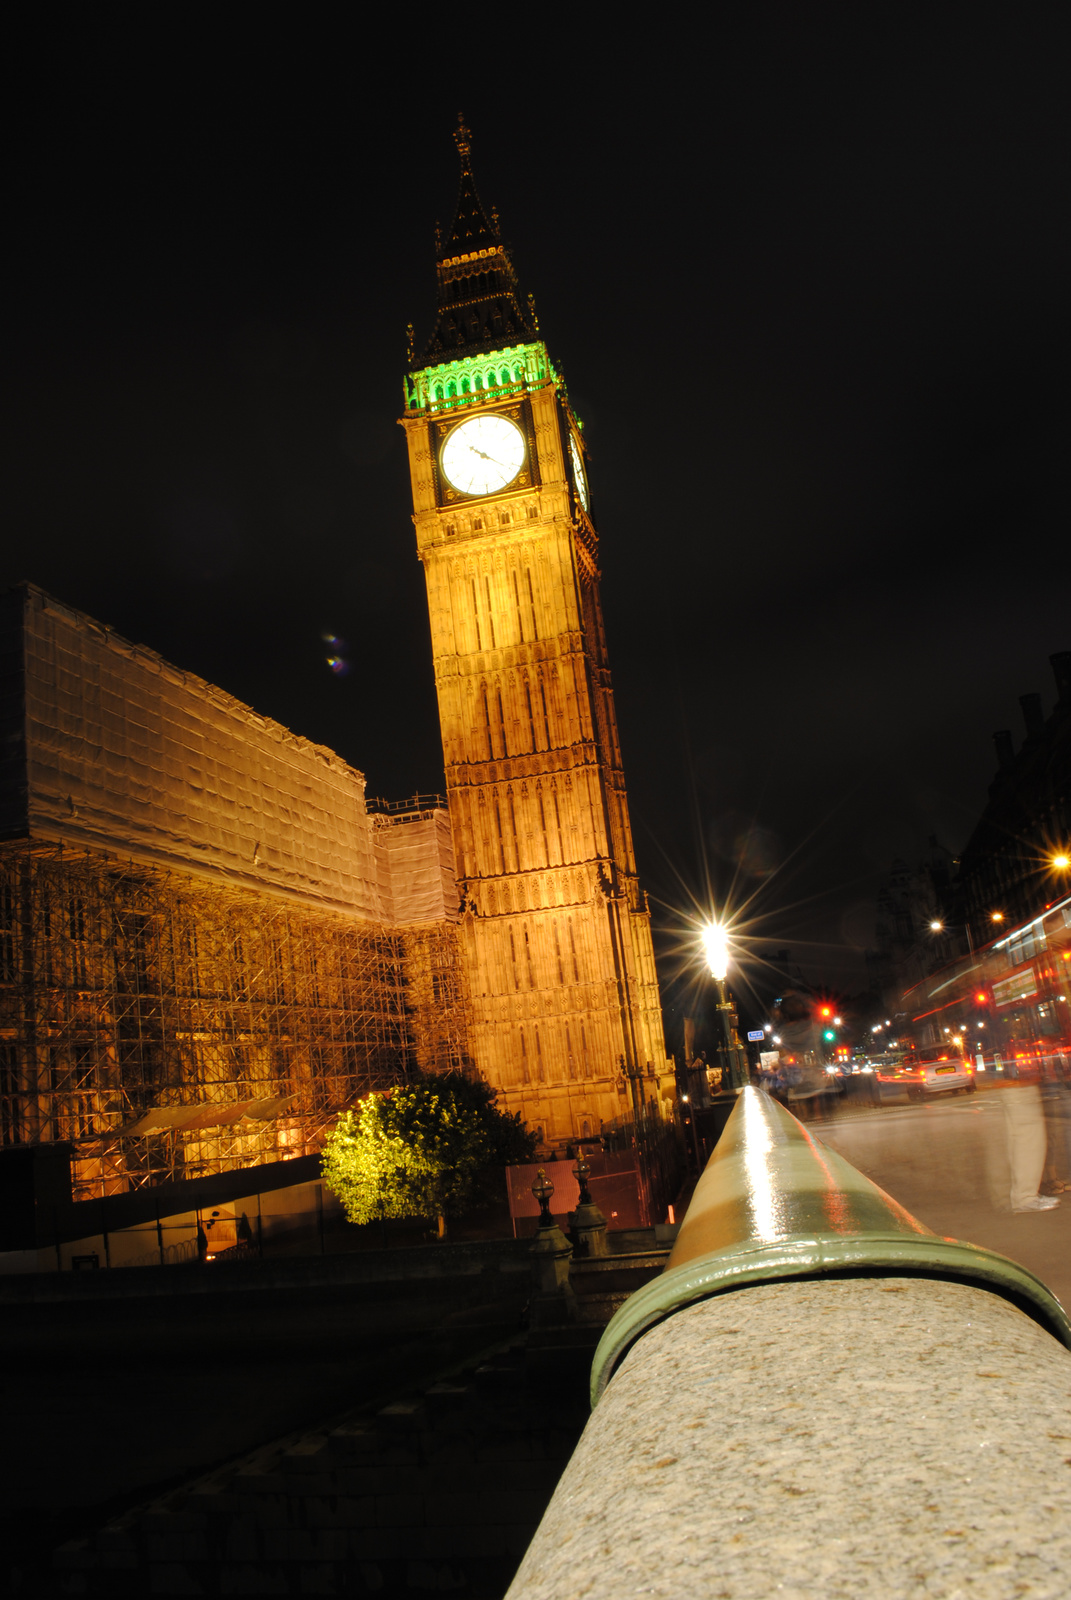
{"left": 0, "top": 584, "right": 470, "bottom": 1201}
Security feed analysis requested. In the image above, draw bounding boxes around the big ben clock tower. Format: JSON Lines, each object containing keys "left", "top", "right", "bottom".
{"left": 400, "top": 120, "right": 671, "bottom": 1144}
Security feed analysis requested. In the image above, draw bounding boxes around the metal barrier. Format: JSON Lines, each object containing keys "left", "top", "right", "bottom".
{"left": 508, "top": 1088, "right": 1071, "bottom": 1598}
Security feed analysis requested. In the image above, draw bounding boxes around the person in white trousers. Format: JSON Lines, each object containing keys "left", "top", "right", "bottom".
{"left": 1003, "top": 1081, "right": 1060, "bottom": 1212}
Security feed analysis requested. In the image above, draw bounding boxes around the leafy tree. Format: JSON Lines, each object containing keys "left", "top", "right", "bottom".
{"left": 321, "top": 1071, "right": 536, "bottom": 1237}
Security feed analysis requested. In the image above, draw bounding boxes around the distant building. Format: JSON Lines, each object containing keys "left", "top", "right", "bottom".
{"left": 958, "top": 652, "right": 1071, "bottom": 948}
{"left": 866, "top": 838, "right": 961, "bottom": 1012}
{"left": 0, "top": 583, "right": 468, "bottom": 1201}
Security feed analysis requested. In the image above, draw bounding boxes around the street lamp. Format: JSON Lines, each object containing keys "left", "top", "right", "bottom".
{"left": 929, "top": 919, "right": 975, "bottom": 954}
{"left": 701, "top": 919, "right": 748, "bottom": 1092}
{"left": 701, "top": 922, "right": 729, "bottom": 983}
{"left": 531, "top": 1167, "right": 555, "bottom": 1230}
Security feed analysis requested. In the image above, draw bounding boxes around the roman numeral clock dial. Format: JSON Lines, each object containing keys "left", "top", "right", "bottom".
{"left": 440, "top": 414, "right": 526, "bottom": 496}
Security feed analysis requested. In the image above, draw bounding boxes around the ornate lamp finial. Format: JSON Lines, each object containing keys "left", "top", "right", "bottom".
{"left": 531, "top": 1167, "right": 555, "bottom": 1228}
{"left": 573, "top": 1150, "right": 593, "bottom": 1207}
{"left": 405, "top": 324, "right": 415, "bottom": 366}
{"left": 454, "top": 114, "right": 472, "bottom": 168}
{"left": 527, "top": 293, "right": 540, "bottom": 332}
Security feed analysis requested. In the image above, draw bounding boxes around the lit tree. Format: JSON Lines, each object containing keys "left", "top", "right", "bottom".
{"left": 321, "top": 1071, "right": 537, "bottom": 1238}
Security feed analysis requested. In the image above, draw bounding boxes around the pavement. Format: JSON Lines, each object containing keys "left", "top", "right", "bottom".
{"left": 814, "top": 1085, "right": 1071, "bottom": 1314}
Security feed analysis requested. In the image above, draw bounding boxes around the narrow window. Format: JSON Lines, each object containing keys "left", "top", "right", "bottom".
{"left": 520, "top": 1027, "right": 530, "bottom": 1083}
{"left": 524, "top": 677, "right": 537, "bottom": 749}
{"left": 496, "top": 688, "right": 507, "bottom": 754}
{"left": 494, "top": 801, "right": 507, "bottom": 873}
{"left": 484, "top": 576, "right": 496, "bottom": 647}
{"left": 481, "top": 686, "right": 494, "bottom": 759}
{"left": 526, "top": 569, "right": 539, "bottom": 640}
{"left": 553, "top": 926, "right": 565, "bottom": 985}
{"left": 508, "top": 794, "right": 520, "bottom": 869}
{"left": 471, "top": 579, "right": 482, "bottom": 650}
{"left": 539, "top": 677, "right": 552, "bottom": 746}
{"left": 568, "top": 919, "right": 580, "bottom": 982}
{"left": 513, "top": 571, "right": 525, "bottom": 643}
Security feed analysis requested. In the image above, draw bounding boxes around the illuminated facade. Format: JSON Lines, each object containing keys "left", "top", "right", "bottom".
{"left": 400, "top": 122, "right": 671, "bottom": 1144}
{"left": 0, "top": 584, "right": 468, "bottom": 1200}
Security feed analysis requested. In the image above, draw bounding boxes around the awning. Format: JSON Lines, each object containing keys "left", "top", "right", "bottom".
{"left": 118, "top": 1096, "right": 296, "bottom": 1136}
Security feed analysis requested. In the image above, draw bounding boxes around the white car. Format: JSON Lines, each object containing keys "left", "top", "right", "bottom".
{"left": 912, "top": 1056, "right": 976, "bottom": 1099}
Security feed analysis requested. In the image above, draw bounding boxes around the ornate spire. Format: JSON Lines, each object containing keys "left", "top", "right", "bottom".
{"left": 420, "top": 119, "right": 536, "bottom": 364}
{"left": 443, "top": 114, "right": 499, "bottom": 257}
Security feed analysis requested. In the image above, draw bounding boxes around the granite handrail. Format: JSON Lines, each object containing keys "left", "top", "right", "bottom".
{"left": 590, "top": 1083, "right": 1071, "bottom": 1403}
{"left": 506, "top": 1086, "right": 1071, "bottom": 1599}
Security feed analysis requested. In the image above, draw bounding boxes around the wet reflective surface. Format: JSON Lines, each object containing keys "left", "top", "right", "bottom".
{"left": 668, "top": 1087, "right": 932, "bottom": 1275}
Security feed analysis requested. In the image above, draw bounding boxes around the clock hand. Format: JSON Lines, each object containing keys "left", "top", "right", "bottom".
{"left": 468, "top": 446, "right": 513, "bottom": 470}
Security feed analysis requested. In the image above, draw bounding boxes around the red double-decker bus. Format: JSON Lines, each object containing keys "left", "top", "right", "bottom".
{"left": 901, "top": 895, "right": 1071, "bottom": 1081}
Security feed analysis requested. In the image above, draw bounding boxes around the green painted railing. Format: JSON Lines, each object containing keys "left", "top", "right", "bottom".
{"left": 591, "top": 1086, "right": 1071, "bottom": 1404}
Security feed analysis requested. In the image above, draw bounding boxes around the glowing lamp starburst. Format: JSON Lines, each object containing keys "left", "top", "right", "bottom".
{"left": 701, "top": 922, "right": 730, "bottom": 981}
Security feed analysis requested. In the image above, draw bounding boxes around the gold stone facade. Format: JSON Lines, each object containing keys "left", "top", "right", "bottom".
{"left": 400, "top": 127, "right": 671, "bottom": 1144}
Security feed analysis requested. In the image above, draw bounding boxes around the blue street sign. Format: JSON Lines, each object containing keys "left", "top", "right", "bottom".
{"left": 747, "top": 1030, "right": 765, "bottom": 1042}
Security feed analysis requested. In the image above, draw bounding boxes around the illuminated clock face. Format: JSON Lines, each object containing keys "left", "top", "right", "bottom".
{"left": 569, "top": 433, "right": 589, "bottom": 510}
{"left": 440, "top": 415, "right": 526, "bottom": 496}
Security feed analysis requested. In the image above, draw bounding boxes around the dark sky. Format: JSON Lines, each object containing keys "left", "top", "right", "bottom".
{"left": 4, "top": 8, "right": 1070, "bottom": 1003}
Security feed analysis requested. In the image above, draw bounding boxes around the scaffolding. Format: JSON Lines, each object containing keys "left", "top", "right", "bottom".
{"left": 0, "top": 841, "right": 465, "bottom": 1201}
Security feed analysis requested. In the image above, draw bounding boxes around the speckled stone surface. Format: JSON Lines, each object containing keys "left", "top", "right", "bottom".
{"left": 506, "top": 1278, "right": 1071, "bottom": 1599}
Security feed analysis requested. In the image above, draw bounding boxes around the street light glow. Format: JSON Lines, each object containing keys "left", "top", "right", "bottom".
{"left": 701, "top": 921, "right": 730, "bottom": 981}
{"left": 1053, "top": 852, "right": 1070, "bottom": 870}
{"left": 930, "top": 920, "right": 943, "bottom": 931}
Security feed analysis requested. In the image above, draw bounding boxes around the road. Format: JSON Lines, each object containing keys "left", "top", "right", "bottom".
{"left": 814, "top": 1086, "right": 1071, "bottom": 1315}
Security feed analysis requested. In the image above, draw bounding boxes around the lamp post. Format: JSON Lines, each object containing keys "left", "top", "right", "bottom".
{"left": 570, "top": 1149, "right": 608, "bottom": 1256}
{"left": 928, "top": 919, "right": 974, "bottom": 956}
{"left": 531, "top": 1166, "right": 556, "bottom": 1230}
{"left": 702, "top": 921, "right": 748, "bottom": 1092}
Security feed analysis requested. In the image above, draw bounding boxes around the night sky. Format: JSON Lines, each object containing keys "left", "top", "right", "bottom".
{"left": 5, "top": 9, "right": 1070, "bottom": 1007}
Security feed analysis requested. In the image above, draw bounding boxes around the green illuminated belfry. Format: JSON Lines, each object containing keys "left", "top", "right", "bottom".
{"left": 425, "top": 117, "right": 536, "bottom": 360}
